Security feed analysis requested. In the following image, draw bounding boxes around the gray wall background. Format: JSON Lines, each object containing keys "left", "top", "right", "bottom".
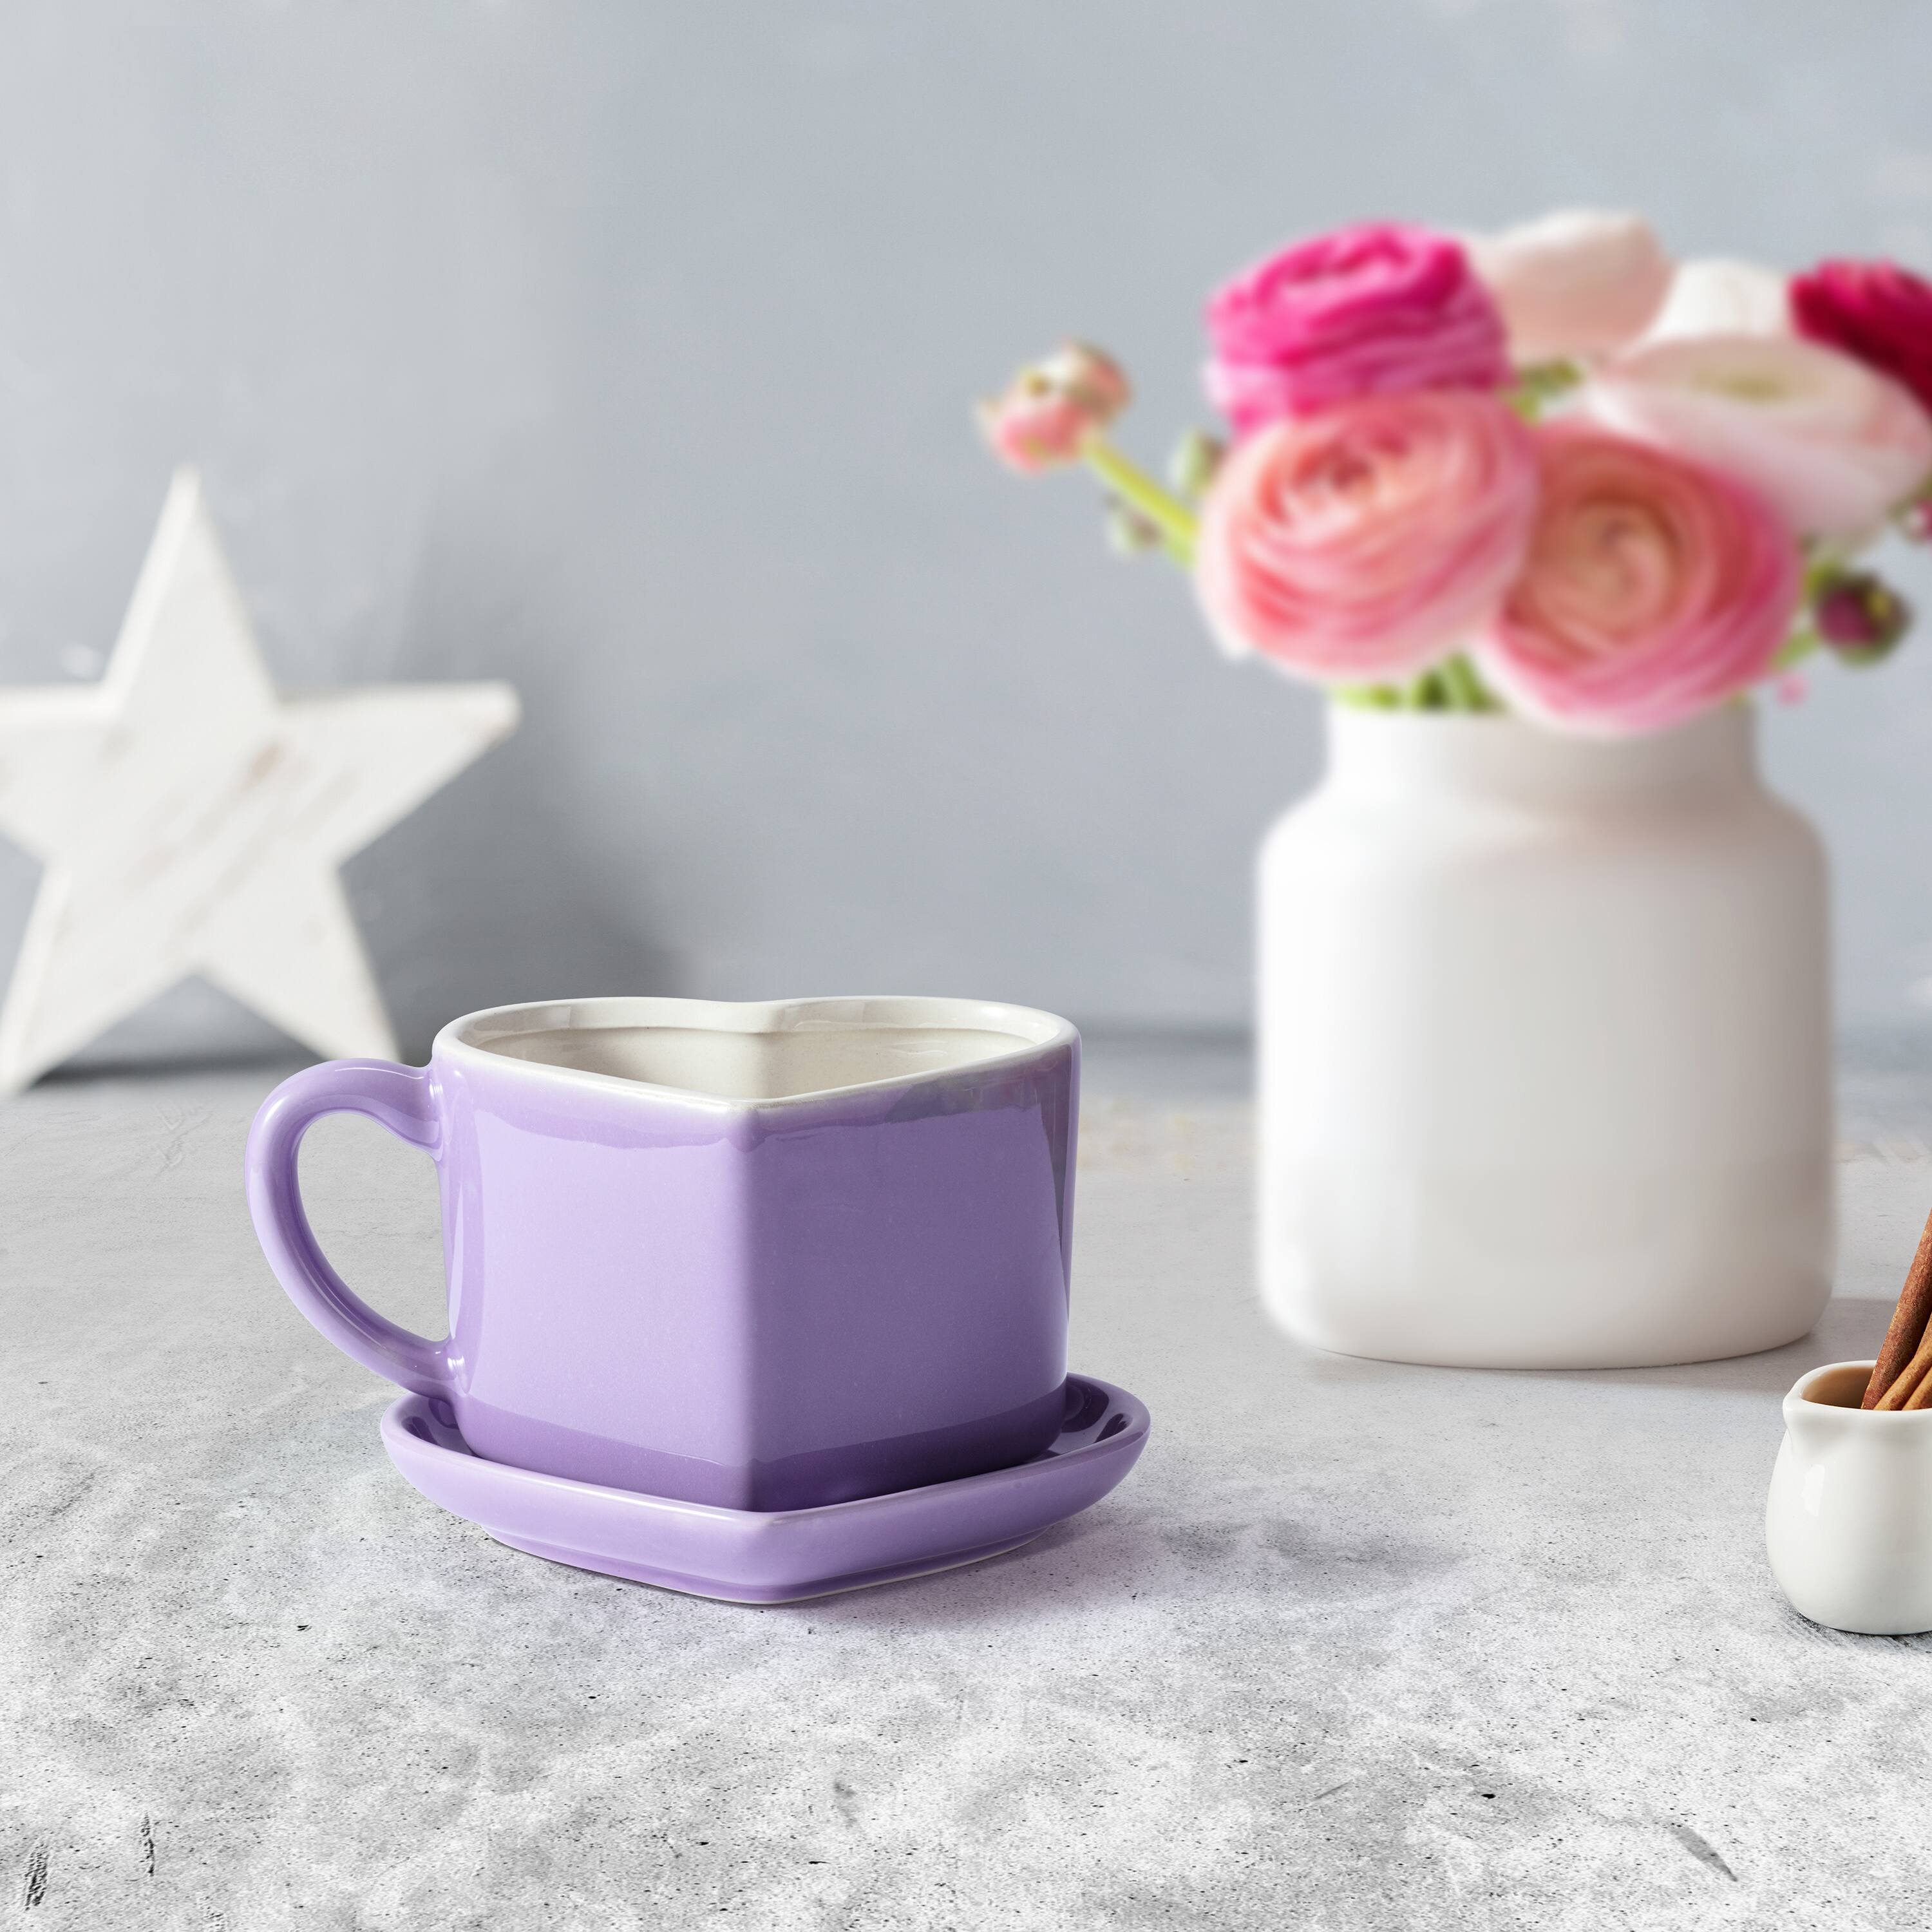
{"left": 1, "top": 0, "right": 1929, "bottom": 1063}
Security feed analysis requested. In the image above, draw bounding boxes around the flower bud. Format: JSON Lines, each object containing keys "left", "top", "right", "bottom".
{"left": 1814, "top": 569, "right": 1913, "bottom": 665}
{"left": 1105, "top": 498, "right": 1164, "bottom": 556}
{"left": 1901, "top": 495, "right": 1932, "bottom": 544}
{"left": 1168, "top": 430, "right": 1226, "bottom": 500}
{"left": 976, "top": 342, "right": 1130, "bottom": 475}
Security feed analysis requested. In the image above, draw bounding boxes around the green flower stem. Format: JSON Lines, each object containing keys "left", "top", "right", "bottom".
{"left": 1081, "top": 435, "right": 1198, "bottom": 567}
{"left": 1439, "top": 654, "right": 1493, "bottom": 712}
{"left": 1333, "top": 656, "right": 1499, "bottom": 713}
{"left": 1333, "top": 683, "right": 1403, "bottom": 709}
{"left": 1506, "top": 359, "right": 1583, "bottom": 422}
{"left": 1772, "top": 628, "right": 1821, "bottom": 674}
{"left": 1405, "top": 668, "right": 1450, "bottom": 710}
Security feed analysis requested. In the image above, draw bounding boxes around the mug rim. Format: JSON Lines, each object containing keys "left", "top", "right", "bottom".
{"left": 431, "top": 994, "right": 1078, "bottom": 1112}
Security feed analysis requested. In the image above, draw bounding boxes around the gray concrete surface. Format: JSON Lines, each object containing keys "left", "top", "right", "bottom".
{"left": 4, "top": 3, "right": 1932, "bottom": 1061}
{"left": 5, "top": 1045, "right": 1932, "bottom": 1929}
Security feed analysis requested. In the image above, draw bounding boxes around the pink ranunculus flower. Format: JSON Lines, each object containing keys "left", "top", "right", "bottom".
{"left": 1580, "top": 334, "right": 1932, "bottom": 543}
{"left": 1204, "top": 223, "right": 1510, "bottom": 434}
{"left": 1792, "top": 258, "right": 1932, "bottom": 417}
{"left": 1462, "top": 209, "right": 1672, "bottom": 363}
{"left": 1474, "top": 425, "right": 1799, "bottom": 735}
{"left": 1193, "top": 390, "right": 1539, "bottom": 683}
{"left": 977, "top": 342, "right": 1130, "bottom": 475}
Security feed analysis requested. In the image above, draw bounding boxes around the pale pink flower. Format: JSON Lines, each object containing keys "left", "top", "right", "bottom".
{"left": 978, "top": 343, "right": 1130, "bottom": 474}
{"left": 1641, "top": 259, "right": 1792, "bottom": 343}
{"left": 1204, "top": 223, "right": 1508, "bottom": 433}
{"left": 1194, "top": 391, "right": 1539, "bottom": 683}
{"left": 1462, "top": 209, "right": 1672, "bottom": 363}
{"left": 1582, "top": 334, "right": 1932, "bottom": 543}
{"left": 1475, "top": 424, "right": 1799, "bottom": 735}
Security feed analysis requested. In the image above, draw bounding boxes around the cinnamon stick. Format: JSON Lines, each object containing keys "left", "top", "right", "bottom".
{"left": 1865, "top": 1200, "right": 1932, "bottom": 1407}
{"left": 1878, "top": 1340, "right": 1932, "bottom": 1410}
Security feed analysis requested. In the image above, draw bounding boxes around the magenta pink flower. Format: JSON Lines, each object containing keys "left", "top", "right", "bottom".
{"left": 1792, "top": 258, "right": 1932, "bottom": 417}
{"left": 1204, "top": 223, "right": 1510, "bottom": 434}
{"left": 1475, "top": 425, "right": 1799, "bottom": 735}
{"left": 977, "top": 343, "right": 1130, "bottom": 475}
{"left": 1193, "top": 391, "right": 1538, "bottom": 683}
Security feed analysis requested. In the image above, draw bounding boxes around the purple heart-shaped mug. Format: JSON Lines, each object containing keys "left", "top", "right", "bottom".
{"left": 245, "top": 996, "right": 1078, "bottom": 1510}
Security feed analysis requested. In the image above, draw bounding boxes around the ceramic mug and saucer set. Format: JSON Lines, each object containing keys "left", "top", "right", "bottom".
{"left": 246, "top": 996, "right": 1148, "bottom": 1604}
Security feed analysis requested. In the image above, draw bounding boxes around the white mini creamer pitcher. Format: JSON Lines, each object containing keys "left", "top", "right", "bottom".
{"left": 1766, "top": 1359, "right": 1932, "bottom": 1635}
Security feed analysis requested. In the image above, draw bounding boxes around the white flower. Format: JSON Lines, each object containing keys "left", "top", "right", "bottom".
{"left": 1463, "top": 210, "right": 1673, "bottom": 363}
{"left": 1642, "top": 258, "right": 1792, "bottom": 343}
{"left": 1581, "top": 333, "right": 1932, "bottom": 543}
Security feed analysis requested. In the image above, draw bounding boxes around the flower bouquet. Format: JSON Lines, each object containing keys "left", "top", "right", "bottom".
{"left": 978, "top": 214, "right": 1932, "bottom": 1369}
{"left": 980, "top": 214, "right": 1932, "bottom": 727}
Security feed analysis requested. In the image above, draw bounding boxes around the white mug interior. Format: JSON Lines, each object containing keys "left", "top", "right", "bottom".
{"left": 449, "top": 995, "right": 1074, "bottom": 1104}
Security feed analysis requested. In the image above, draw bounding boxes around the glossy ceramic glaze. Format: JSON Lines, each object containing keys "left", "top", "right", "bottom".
{"left": 247, "top": 996, "right": 1079, "bottom": 1509}
{"left": 1258, "top": 706, "right": 1833, "bottom": 1368}
{"left": 381, "top": 1372, "right": 1148, "bottom": 1603}
{"left": 1766, "top": 1359, "right": 1932, "bottom": 1635}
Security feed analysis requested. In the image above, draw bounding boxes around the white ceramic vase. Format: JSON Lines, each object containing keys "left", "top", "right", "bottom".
{"left": 1257, "top": 705, "right": 1832, "bottom": 1368}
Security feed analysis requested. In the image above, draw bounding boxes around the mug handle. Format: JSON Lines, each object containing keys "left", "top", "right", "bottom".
{"left": 245, "top": 1059, "right": 453, "bottom": 1397}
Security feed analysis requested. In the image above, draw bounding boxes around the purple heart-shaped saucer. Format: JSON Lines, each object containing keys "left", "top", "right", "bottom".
{"left": 381, "top": 1374, "right": 1149, "bottom": 1603}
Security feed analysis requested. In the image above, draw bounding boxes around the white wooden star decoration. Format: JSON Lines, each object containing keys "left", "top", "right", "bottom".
{"left": 0, "top": 468, "right": 520, "bottom": 1091}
